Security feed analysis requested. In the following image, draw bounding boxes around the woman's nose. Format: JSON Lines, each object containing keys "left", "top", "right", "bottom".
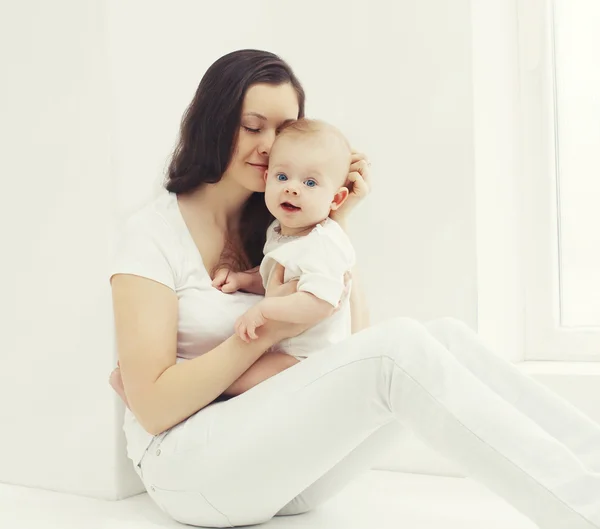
{"left": 258, "top": 131, "right": 276, "bottom": 156}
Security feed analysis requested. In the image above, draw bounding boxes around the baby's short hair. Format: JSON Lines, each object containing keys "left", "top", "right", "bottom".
{"left": 276, "top": 118, "right": 351, "bottom": 154}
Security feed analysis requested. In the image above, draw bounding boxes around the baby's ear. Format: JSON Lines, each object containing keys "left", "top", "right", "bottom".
{"left": 330, "top": 186, "right": 350, "bottom": 211}
{"left": 263, "top": 170, "right": 269, "bottom": 182}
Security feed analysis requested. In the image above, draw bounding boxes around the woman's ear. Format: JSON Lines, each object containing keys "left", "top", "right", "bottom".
{"left": 330, "top": 187, "right": 350, "bottom": 211}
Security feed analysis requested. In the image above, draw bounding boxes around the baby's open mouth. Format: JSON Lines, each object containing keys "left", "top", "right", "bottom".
{"left": 281, "top": 202, "right": 301, "bottom": 211}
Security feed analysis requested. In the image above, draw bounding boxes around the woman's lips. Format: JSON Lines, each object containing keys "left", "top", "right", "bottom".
{"left": 248, "top": 163, "right": 268, "bottom": 171}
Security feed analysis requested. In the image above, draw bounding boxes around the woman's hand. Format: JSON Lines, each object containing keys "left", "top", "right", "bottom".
{"left": 330, "top": 151, "right": 372, "bottom": 225}
{"left": 108, "top": 363, "right": 130, "bottom": 409}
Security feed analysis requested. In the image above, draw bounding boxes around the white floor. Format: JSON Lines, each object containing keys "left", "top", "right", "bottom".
{"left": 0, "top": 470, "right": 538, "bottom": 529}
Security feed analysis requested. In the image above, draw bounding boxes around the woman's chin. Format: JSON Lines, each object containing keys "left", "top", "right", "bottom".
{"left": 250, "top": 182, "right": 267, "bottom": 193}
{"left": 246, "top": 176, "right": 266, "bottom": 193}
{"left": 239, "top": 180, "right": 266, "bottom": 194}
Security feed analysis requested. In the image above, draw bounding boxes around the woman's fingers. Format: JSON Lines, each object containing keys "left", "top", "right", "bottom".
{"left": 350, "top": 159, "right": 368, "bottom": 171}
{"left": 350, "top": 159, "right": 370, "bottom": 178}
{"left": 109, "top": 367, "right": 130, "bottom": 408}
{"left": 347, "top": 171, "right": 369, "bottom": 196}
{"left": 349, "top": 151, "right": 372, "bottom": 187}
{"left": 351, "top": 151, "right": 367, "bottom": 163}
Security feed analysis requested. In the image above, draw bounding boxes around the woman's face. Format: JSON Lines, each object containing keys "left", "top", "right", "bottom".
{"left": 223, "top": 83, "right": 300, "bottom": 193}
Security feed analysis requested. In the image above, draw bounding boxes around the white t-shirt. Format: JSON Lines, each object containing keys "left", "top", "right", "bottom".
{"left": 110, "top": 191, "right": 261, "bottom": 465}
{"left": 260, "top": 218, "right": 355, "bottom": 359}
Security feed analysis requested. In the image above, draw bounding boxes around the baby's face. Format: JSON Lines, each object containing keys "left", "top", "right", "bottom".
{"left": 264, "top": 133, "right": 349, "bottom": 231}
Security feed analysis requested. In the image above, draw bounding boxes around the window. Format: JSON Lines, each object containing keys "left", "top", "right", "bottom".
{"left": 520, "top": 0, "right": 600, "bottom": 360}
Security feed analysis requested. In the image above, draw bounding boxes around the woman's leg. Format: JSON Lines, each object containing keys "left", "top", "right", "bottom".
{"left": 278, "top": 316, "right": 600, "bottom": 517}
{"left": 274, "top": 419, "right": 405, "bottom": 516}
{"left": 140, "top": 317, "right": 600, "bottom": 529}
{"left": 277, "top": 316, "right": 600, "bottom": 518}
{"left": 424, "top": 317, "right": 600, "bottom": 473}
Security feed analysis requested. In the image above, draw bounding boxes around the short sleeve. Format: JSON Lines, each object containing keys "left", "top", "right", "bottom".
{"left": 110, "top": 214, "right": 177, "bottom": 291}
{"left": 297, "top": 269, "right": 345, "bottom": 307}
{"left": 295, "top": 233, "right": 355, "bottom": 307}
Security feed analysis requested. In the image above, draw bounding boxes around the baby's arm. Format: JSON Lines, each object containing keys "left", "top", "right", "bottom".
{"left": 260, "top": 292, "right": 335, "bottom": 324}
{"left": 236, "top": 266, "right": 265, "bottom": 295}
{"left": 235, "top": 272, "right": 347, "bottom": 343}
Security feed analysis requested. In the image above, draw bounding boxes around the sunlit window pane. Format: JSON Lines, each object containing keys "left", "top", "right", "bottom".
{"left": 554, "top": 0, "right": 600, "bottom": 327}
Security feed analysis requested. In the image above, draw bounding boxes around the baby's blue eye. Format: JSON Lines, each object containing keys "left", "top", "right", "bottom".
{"left": 277, "top": 173, "right": 287, "bottom": 181}
{"left": 304, "top": 179, "right": 317, "bottom": 187}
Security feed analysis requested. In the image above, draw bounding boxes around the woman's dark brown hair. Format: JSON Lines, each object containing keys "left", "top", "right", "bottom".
{"left": 165, "top": 49, "right": 305, "bottom": 274}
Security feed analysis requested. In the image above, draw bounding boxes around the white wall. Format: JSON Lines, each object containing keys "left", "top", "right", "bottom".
{"left": 0, "top": 1, "right": 119, "bottom": 498}
{"left": 472, "top": 0, "right": 524, "bottom": 364}
{"left": 1, "top": 0, "right": 476, "bottom": 499}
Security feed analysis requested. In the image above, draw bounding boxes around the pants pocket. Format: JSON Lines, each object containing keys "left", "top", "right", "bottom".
{"left": 148, "top": 485, "right": 234, "bottom": 528}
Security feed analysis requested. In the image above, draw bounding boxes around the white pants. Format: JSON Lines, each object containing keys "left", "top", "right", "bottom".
{"left": 136, "top": 317, "right": 600, "bottom": 528}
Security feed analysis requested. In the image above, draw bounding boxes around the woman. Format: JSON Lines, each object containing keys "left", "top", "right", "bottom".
{"left": 110, "top": 49, "right": 600, "bottom": 528}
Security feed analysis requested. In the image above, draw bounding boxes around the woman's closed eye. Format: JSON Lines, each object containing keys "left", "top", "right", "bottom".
{"left": 243, "top": 126, "right": 286, "bottom": 135}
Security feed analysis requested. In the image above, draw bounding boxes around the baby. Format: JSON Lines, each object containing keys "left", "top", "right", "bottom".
{"left": 213, "top": 118, "right": 355, "bottom": 361}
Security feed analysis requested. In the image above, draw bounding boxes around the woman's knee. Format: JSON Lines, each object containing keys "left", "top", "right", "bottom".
{"left": 423, "top": 316, "right": 471, "bottom": 346}
{"left": 365, "top": 317, "right": 451, "bottom": 391}
{"left": 375, "top": 316, "right": 423, "bottom": 332}
{"left": 374, "top": 316, "right": 434, "bottom": 354}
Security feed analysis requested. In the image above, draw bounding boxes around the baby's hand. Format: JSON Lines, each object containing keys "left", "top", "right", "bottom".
{"left": 212, "top": 268, "right": 243, "bottom": 294}
{"left": 235, "top": 303, "right": 268, "bottom": 343}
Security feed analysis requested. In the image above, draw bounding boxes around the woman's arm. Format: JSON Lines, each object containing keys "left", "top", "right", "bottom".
{"left": 329, "top": 149, "right": 372, "bottom": 334}
{"left": 112, "top": 274, "right": 282, "bottom": 435}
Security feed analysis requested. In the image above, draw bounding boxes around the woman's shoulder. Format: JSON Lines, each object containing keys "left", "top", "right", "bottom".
{"left": 111, "top": 190, "right": 183, "bottom": 288}
{"left": 120, "top": 190, "right": 181, "bottom": 239}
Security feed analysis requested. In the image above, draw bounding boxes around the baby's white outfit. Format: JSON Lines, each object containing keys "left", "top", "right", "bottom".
{"left": 259, "top": 218, "right": 356, "bottom": 360}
